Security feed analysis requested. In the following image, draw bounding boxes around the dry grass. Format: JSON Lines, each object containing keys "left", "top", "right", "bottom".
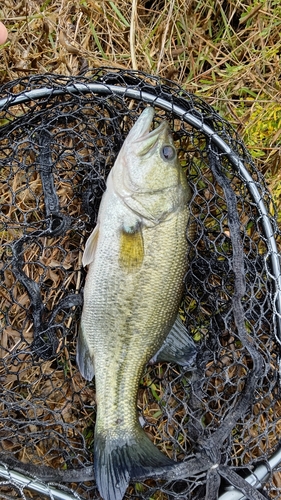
{"left": 1, "top": 1, "right": 281, "bottom": 194}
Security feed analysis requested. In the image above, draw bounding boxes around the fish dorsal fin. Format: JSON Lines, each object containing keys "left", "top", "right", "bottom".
{"left": 119, "top": 224, "right": 144, "bottom": 271}
{"left": 149, "top": 315, "right": 197, "bottom": 367}
{"left": 82, "top": 224, "right": 99, "bottom": 267}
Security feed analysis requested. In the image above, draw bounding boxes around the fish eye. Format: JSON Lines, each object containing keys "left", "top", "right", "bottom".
{"left": 160, "top": 145, "right": 176, "bottom": 161}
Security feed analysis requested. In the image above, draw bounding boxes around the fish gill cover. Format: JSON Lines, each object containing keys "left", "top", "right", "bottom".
{"left": 0, "top": 68, "right": 281, "bottom": 500}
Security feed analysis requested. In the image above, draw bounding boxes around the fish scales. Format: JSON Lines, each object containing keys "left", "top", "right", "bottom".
{"left": 83, "top": 210, "right": 188, "bottom": 430}
{"left": 77, "top": 107, "right": 192, "bottom": 500}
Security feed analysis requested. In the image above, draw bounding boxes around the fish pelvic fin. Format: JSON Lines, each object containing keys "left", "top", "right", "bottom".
{"left": 94, "top": 430, "right": 176, "bottom": 500}
{"left": 82, "top": 224, "right": 99, "bottom": 267}
{"left": 76, "top": 324, "right": 95, "bottom": 381}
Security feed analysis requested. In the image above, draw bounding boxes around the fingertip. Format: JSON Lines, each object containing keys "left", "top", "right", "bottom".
{"left": 0, "top": 22, "right": 8, "bottom": 45}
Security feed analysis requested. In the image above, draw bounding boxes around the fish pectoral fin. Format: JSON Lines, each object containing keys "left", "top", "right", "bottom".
{"left": 82, "top": 224, "right": 99, "bottom": 267}
{"left": 76, "top": 325, "right": 95, "bottom": 381}
{"left": 119, "top": 224, "right": 144, "bottom": 271}
{"left": 149, "top": 315, "right": 197, "bottom": 368}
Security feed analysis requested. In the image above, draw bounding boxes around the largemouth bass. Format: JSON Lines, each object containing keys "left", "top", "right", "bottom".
{"left": 77, "top": 107, "right": 195, "bottom": 500}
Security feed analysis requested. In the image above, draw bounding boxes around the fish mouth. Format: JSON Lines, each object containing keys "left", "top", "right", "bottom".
{"left": 132, "top": 108, "right": 170, "bottom": 156}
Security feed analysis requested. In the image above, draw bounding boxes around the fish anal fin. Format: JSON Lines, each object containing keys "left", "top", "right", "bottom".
{"left": 76, "top": 325, "right": 95, "bottom": 381}
{"left": 82, "top": 224, "right": 99, "bottom": 267}
{"left": 149, "top": 315, "right": 197, "bottom": 367}
{"left": 119, "top": 225, "right": 144, "bottom": 271}
{"left": 94, "top": 430, "right": 175, "bottom": 500}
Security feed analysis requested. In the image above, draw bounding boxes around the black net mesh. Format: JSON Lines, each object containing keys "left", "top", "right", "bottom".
{"left": 0, "top": 68, "right": 281, "bottom": 500}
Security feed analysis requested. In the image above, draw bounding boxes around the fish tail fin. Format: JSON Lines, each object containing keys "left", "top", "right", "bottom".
{"left": 94, "top": 430, "right": 176, "bottom": 500}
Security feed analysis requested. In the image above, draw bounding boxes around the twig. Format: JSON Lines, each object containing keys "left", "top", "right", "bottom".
{"left": 130, "top": 0, "right": 138, "bottom": 70}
